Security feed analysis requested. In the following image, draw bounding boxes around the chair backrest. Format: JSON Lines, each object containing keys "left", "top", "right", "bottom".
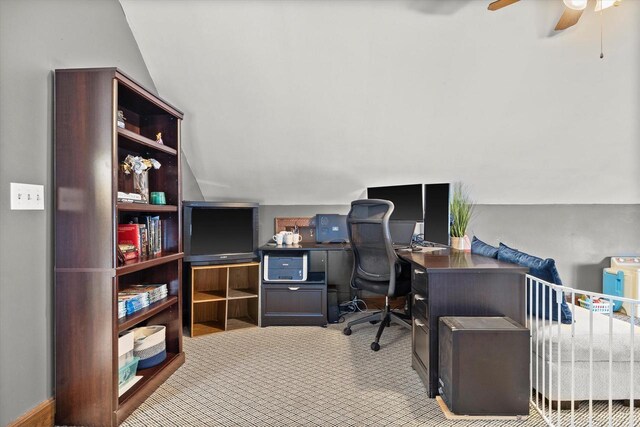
{"left": 347, "top": 199, "right": 402, "bottom": 296}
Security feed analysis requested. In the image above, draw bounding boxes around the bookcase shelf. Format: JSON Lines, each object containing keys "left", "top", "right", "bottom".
{"left": 118, "top": 295, "right": 178, "bottom": 332}
{"left": 117, "top": 127, "right": 178, "bottom": 156}
{"left": 55, "top": 68, "right": 184, "bottom": 427}
{"left": 117, "top": 203, "right": 179, "bottom": 213}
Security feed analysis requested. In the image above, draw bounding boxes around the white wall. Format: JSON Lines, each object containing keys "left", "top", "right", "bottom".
{"left": 122, "top": 0, "right": 639, "bottom": 205}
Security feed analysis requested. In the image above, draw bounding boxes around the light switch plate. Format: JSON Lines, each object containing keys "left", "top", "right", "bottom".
{"left": 10, "top": 183, "right": 45, "bottom": 210}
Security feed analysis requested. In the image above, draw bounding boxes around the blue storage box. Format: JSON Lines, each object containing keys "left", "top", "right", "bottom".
{"left": 118, "top": 356, "right": 139, "bottom": 386}
{"left": 603, "top": 269, "right": 624, "bottom": 311}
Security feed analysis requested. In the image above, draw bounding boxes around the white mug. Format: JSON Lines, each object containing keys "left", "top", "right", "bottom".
{"left": 292, "top": 233, "right": 302, "bottom": 244}
{"left": 284, "top": 233, "right": 294, "bottom": 245}
{"left": 272, "top": 234, "right": 284, "bottom": 245}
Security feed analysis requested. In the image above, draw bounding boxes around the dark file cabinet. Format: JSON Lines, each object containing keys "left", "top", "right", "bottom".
{"left": 438, "top": 316, "right": 529, "bottom": 416}
{"left": 261, "top": 272, "right": 327, "bottom": 326}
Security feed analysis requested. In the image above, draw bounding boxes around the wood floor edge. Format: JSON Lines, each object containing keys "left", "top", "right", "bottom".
{"left": 7, "top": 397, "right": 55, "bottom": 427}
{"left": 435, "top": 396, "right": 529, "bottom": 421}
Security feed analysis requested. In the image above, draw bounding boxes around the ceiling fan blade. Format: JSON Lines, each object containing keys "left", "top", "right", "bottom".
{"left": 488, "top": 0, "right": 520, "bottom": 11}
{"left": 555, "top": 7, "right": 584, "bottom": 30}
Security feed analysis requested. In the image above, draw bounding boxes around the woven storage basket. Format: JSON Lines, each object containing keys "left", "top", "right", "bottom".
{"left": 132, "top": 325, "right": 166, "bottom": 369}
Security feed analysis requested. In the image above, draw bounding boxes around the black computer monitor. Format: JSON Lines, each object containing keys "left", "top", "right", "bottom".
{"left": 424, "top": 183, "right": 450, "bottom": 246}
{"left": 366, "top": 184, "right": 423, "bottom": 221}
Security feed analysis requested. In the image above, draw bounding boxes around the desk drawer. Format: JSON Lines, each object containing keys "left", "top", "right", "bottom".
{"left": 412, "top": 293, "right": 429, "bottom": 322}
{"left": 412, "top": 314, "right": 430, "bottom": 374}
{"left": 261, "top": 283, "right": 326, "bottom": 326}
{"left": 411, "top": 267, "right": 428, "bottom": 296}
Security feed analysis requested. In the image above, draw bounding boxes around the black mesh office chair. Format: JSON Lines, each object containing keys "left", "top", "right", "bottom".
{"left": 342, "top": 199, "right": 412, "bottom": 351}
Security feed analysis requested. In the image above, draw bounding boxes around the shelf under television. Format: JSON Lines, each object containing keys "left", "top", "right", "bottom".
{"left": 117, "top": 296, "right": 178, "bottom": 332}
{"left": 227, "top": 288, "right": 258, "bottom": 300}
{"left": 192, "top": 321, "right": 225, "bottom": 336}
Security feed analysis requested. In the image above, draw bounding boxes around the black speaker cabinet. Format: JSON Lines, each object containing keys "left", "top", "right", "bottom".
{"left": 438, "top": 317, "right": 529, "bottom": 417}
{"left": 327, "top": 288, "right": 339, "bottom": 323}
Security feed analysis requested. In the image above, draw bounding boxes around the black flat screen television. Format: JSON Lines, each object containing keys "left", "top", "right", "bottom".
{"left": 183, "top": 201, "right": 259, "bottom": 264}
{"left": 366, "top": 183, "right": 423, "bottom": 221}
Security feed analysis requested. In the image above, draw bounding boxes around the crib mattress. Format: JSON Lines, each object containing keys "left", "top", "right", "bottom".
{"left": 531, "top": 305, "right": 639, "bottom": 401}
{"left": 530, "top": 305, "right": 640, "bottom": 362}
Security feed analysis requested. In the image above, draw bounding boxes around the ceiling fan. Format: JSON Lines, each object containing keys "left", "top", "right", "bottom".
{"left": 488, "top": 0, "right": 622, "bottom": 30}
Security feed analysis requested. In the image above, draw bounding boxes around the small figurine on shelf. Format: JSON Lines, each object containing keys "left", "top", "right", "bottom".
{"left": 116, "top": 110, "right": 126, "bottom": 129}
{"left": 155, "top": 132, "right": 164, "bottom": 145}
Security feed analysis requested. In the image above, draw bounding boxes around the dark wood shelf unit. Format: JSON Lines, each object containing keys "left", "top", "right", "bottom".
{"left": 55, "top": 67, "right": 184, "bottom": 427}
{"left": 117, "top": 203, "right": 179, "bottom": 213}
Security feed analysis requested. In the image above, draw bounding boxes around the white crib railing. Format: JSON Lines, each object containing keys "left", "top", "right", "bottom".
{"left": 527, "top": 275, "right": 639, "bottom": 427}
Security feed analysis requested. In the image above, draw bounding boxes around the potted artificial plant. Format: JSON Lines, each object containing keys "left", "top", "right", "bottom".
{"left": 450, "top": 182, "right": 474, "bottom": 251}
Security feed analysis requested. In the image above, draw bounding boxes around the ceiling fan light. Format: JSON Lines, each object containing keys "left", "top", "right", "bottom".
{"left": 563, "top": 0, "right": 588, "bottom": 10}
{"left": 595, "top": 0, "right": 621, "bottom": 11}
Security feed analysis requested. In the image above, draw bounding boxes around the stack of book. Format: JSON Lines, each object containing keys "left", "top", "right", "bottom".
{"left": 128, "top": 284, "right": 168, "bottom": 304}
{"left": 118, "top": 291, "right": 149, "bottom": 316}
{"left": 118, "top": 300, "right": 127, "bottom": 319}
{"left": 117, "top": 216, "right": 164, "bottom": 263}
{"left": 117, "top": 284, "right": 168, "bottom": 318}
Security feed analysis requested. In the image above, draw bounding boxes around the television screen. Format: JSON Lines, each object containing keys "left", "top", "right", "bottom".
{"left": 184, "top": 201, "right": 259, "bottom": 263}
{"left": 191, "top": 208, "right": 254, "bottom": 255}
{"left": 367, "top": 184, "right": 423, "bottom": 221}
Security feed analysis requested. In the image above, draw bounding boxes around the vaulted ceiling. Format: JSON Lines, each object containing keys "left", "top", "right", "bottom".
{"left": 120, "top": 0, "right": 639, "bottom": 205}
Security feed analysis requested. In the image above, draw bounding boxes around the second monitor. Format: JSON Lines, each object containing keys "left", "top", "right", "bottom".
{"left": 366, "top": 183, "right": 423, "bottom": 221}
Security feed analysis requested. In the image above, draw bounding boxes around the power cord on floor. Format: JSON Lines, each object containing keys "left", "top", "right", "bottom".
{"left": 337, "top": 296, "right": 368, "bottom": 323}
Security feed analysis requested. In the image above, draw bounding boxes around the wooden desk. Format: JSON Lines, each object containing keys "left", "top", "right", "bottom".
{"left": 397, "top": 249, "right": 527, "bottom": 398}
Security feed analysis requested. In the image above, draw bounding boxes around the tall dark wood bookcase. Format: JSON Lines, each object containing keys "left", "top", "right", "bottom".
{"left": 54, "top": 68, "right": 185, "bottom": 426}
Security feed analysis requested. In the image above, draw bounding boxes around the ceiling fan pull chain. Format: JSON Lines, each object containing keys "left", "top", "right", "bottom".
{"left": 600, "top": 5, "right": 604, "bottom": 59}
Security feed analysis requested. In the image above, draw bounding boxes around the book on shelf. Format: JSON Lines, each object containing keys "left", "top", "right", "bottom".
{"left": 118, "top": 284, "right": 168, "bottom": 318}
{"left": 118, "top": 224, "right": 141, "bottom": 256}
{"left": 139, "top": 224, "right": 148, "bottom": 258}
{"left": 117, "top": 243, "right": 138, "bottom": 261}
{"left": 142, "top": 216, "right": 162, "bottom": 256}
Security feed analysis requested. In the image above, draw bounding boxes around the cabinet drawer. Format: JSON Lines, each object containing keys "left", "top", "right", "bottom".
{"left": 411, "top": 267, "right": 428, "bottom": 296}
{"left": 412, "top": 293, "right": 429, "bottom": 322}
{"left": 412, "top": 314, "right": 429, "bottom": 373}
{"left": 261, "top": 283, "right": 326, "bottom": 326}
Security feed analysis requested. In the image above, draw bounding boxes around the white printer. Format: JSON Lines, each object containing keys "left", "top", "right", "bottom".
{"left": 605, "top": 257, "right": 640, "bottom": 317}
{"left": 263, "top": 253, "right": 308, "bottom": 282}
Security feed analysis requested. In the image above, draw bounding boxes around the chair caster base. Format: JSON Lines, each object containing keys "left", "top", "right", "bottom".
{"left": 371, "top": 342, "right": 380, "bottom": 351}
{"left": 343, "top": 327, "right": 352, "bottom": 336}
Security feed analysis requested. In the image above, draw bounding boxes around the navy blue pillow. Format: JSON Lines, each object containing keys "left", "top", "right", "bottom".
{"left": 498, "top": 243, "right": 572, "bottom": 324}
{"left": 471, "top": 236, "right": 499, "bottom": 259}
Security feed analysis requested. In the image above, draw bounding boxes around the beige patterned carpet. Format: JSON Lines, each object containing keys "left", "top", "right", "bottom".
{"left": 121, "top": 317, "right": 636, "bottom": 427}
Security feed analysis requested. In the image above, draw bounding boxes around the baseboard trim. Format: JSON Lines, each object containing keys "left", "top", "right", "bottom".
{"left": 7, "top": 397, "right": 55, "bottom": 427}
